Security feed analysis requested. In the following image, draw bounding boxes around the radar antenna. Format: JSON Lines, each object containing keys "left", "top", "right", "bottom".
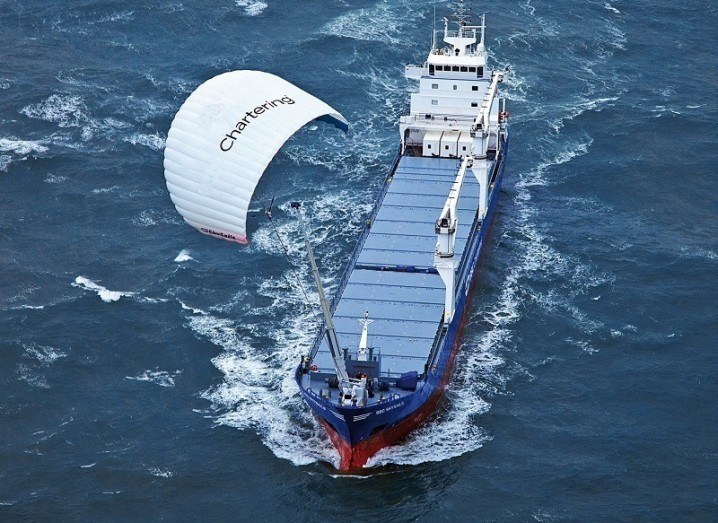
{"left": 454, "top": 0, "right": 471, "bottom": 26}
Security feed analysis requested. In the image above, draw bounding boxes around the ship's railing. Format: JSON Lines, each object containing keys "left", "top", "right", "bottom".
{"left": 445, "top": 28, "right": 478, "bottom": 39}
{"left": 401, "top": 114, "right": 475, "bottom": 132}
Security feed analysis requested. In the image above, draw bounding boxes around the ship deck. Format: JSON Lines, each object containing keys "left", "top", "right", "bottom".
{"left": 313, "top": 155, "right": 480, "bottom": 380}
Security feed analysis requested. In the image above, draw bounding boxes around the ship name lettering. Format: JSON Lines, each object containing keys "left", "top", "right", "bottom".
{"left": 219, "top": 96, "right": 296, "bottom": 152}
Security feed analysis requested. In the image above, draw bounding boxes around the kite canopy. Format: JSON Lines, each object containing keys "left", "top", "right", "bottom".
{"left": 164, "top": 70, "right": 348, "bottom": 244}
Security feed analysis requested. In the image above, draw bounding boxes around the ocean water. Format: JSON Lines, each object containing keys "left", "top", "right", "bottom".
{"left": 1, "top": 0, "right": 716, "bottom": 520}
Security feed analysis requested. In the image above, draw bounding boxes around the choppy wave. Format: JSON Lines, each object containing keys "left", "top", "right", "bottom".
{"left": 148, "top": 467, "right": 174, "bottom": 478}
{"left": 320, "top": 1, "right": 427, "bottom": 46}
{"left": 132, "top": 209, "right": 182, "bottom": 227}
{"left": 235, "top": 1, "right": 268, "bottom": 16}
{"left": 0, "top": 137, "right": 48, "bottom": 171}
{"left": 174, "top": 249, "right": 194, "bottom": 263}
{"left": 97, "top": 10, "right": 135, "bottom": 23}
{"left": 123, "top": 132, "right": 165, "bottom": 151}
{"left": 17, "top": 343, "right": 67, "bottom": 389}
{"left": 196, "top": 304, "right": 338, "bottom": 467}
{"left": 21, "top": 94, "right": 88, "bottom": 128}
{"left": 43, "top": 173, "right": 68, "bottom": 184}
{"left": 126, "top": 369, "right": 181, "bottom": 388}
{"left": 73, "top": 276, "right": 134, "bottom": 303}
{"left": 0, "top": 138, "right": 48, "bottom": 155}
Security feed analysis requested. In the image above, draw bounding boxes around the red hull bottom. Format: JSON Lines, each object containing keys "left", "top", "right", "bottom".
{"left": 319, "top": 385, "right": 447, "bottom": 471}
{"left": 319, "top": 323, "right": 465, "bottom": 471}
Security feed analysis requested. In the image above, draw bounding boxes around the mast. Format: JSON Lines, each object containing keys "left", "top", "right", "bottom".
{"left": 290, "top": 202, "right": 349, "bottom": 383}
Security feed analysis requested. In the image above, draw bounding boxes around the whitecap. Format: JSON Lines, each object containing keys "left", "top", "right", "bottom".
{"left": 148, "top": 467, "right": 174, "bottom": 478}
{"left": 321, "top": 3, "right": 409, "bottom": 45}
{"left": 80, "top": 463, "right": 96, "bottom": 469}
{"left": 23, "top": 343, "right": 66, "bottom": 365}
{"left": 123, "top": 132, "right": 166, "bottom": 151}
{"left": 20, "top": 94, "right": 88, "bottom": 128}
{"left": 43, "top": 174, "right": 68, "bottom": 184}
{"left": 126, "top": 369, "right": 181, "bottom": 388}
{"left": 0, "top": 137, "right": 48, "bottom": 171}
{"left": 73, "top": 276, "right": 134, "bottom": 303}
{"left": 174, "top": 249, "right": 194, "bottom": 263}
{"left": 0, "top": 138, "right": 48, "bottom": 155}
{"left": 92, "top": 186, "right": 120, "bottom": 194}
{"left": 98, "top": 10, "right": 135, "bottom": 23}
{"left": 178, "top": 300, "right": 208, "bottom": 315}
{"left": 235, "top": 1, "right": 268, "bottom": 16}
{"left": 132, "top": 209, "right": 181, "bottom": 227}
{"left": 0, "top": 154, "right": 11, "bottom": 171}
{"left": 566, "top": 337, "right": 598, "bottom": 354}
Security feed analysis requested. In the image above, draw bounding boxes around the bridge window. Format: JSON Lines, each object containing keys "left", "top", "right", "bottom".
{"left": 477, "top": 67, "right": 483, "bottom": 77}
{"left": 452, "top": 66, "right": 460, "bottom": 72}
{"left": 471, "top": 102, "right": 478, "bottom": 107}
{"left": 436, "top": 65, "right": 443, "bottom": 71}
{"left": 469, "top": 67, "right": 477, "bottom": 73}
{"left": 460, "top": 66, "right": 468, "bottom": 72}
{"left": 472, "top": 85, "right": 479, "bottom": 91}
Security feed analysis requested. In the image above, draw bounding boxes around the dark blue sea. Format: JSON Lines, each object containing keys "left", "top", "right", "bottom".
{"left": 1, "top": 0, "right": 716, "bottom": 520}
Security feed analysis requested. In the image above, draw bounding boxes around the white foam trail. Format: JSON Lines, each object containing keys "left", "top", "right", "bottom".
{"left": 17, "top": 344, "right": 67, "bottom": 389}
{"left": 126, "top": 369, "right": 181, "bottom": 388}
{"left": 23, "top": 343, "right": 66, "bottom": 365}
{"left": 0, "top": 138, "right": 48, "bottom": 155}
{"left": 98, "top": 10, "right": 135, "bottom": 23}
{"left": 148, "top": 467, "right": 174, "bottom": 478}
{"left": 196, "top": 307, "right": 339, "bottom": 467}
{"left": 235, "top": 1, "right": 268, "bottom": 16}
{"left": 132, "top": 209, "right": 181, "bottom": 227}
{"left": 516, "top": 136, "right": 594, "bottom": 188}
{"left": 92, "top": 186, "right": 121, "bottom": 195}
{"left": 548, "top": 96, "right": 618, "bottom": 133}
{"left": 0, "top": 138, "right": 48, "bottom": 171}
{"left": 43, "top": 174, "right": 68, "bottom": 184}
{"left": 124, "top": 132, "right": 165, "bottom": 151}
{"left": 178, "top": 300, "right": 208, "bottom": 315}
{"left": 320, "top": 2, "right": 428, "bottom": 46}
{"left": 73, "top": 276, "right": 134, "bottom": 303}
{"left": 21, "top": 94, "right": 88, "bottom": 127}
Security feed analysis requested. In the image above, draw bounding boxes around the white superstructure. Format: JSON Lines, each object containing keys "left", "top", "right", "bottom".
{"left": 400, "top": 13, "right": 507, "bottom": 162}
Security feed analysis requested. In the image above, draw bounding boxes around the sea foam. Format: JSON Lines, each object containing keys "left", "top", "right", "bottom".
{"left": 73, "top": 276, "right": 134, "bottom": 303}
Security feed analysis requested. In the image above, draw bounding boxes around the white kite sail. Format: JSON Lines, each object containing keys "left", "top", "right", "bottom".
{"left": 164, "top": 70, "right": 348, "bottom": 244}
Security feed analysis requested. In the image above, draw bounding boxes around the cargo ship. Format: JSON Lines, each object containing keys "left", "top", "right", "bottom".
{"left": 295, "top": 13, "right": 509, "bottom": 470}
{"left": 164, "top": 5, "right": 508, "bottom": 471}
